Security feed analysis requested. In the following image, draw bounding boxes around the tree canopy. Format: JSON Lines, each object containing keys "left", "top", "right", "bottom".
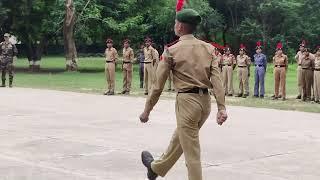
{"left": 1, "top": 0, "right": 319, "bottom": 59}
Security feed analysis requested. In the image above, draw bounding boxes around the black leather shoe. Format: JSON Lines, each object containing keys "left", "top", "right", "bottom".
{"left": 296, "top": 95, "right": 301, "bottom": 99}
{"left": 260, "top": 95, "right": 264, "bottom": 99}
{"left": 103, "top": 91, "right": 110, "bottom": 95}
{"left": 144, "top": 92, "right": 148, "bottom": 95}
{"left": 236, "top": 94, "right": 243, "bottom": 97}
{"left": 141, "top": 151, "right": 158, "bottom": 180}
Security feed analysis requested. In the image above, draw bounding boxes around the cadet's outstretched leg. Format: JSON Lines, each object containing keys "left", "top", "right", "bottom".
{"left": 151, "top": 94, "right": 211, "bottom": 180}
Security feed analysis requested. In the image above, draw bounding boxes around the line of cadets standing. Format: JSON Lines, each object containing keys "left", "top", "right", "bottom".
{"left": 103, "top": 37, "right": 320, "bottom": 104}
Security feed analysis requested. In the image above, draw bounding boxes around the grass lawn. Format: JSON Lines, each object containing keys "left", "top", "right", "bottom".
{"left": 12, "top": 56, "right": 320, "bottom": 113}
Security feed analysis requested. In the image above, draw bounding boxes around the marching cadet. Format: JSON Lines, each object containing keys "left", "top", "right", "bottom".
{"left": 0, "top": 33, "right": 18, "bottom": 88}
{"left": 295, "top": 41, "right": 306, "bottom": 99}
{"left": 253, "top": 41, "right": 267, "bottom": 98}
{"left": 137, "top": 44, "right": 145, "bottom": 88}
{"left": 221, "top": 46, "right": 236, "bottom": 96}
{"left": 314, "top": 46, "right": 320, "bottom": 103}
{"left": 103, "top": 38, "right": 118, "bottom": 95}
{"left": 301, "top": 48, "right": 314, "bottom": 101}
{"left": 140, "top": 8, "right": 227, "bottom": 180}
{"left": 236, "top": 44, "right": 251, "bottom": 98}
{"left": 272, "top": 42, "right": 288, "bottom": 100}
{"left": 143, "top": 37, "right": 158, "bottom": 95}
{"left": 121, "top": 39, "right": 134, "bottom": 95}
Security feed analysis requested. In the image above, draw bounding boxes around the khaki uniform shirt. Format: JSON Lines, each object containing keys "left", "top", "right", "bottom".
{"left": 236, "top": 55, "right": 251, "bottom": 66}
{"left": 143, "top": 46, "right": 157, "bottom": 63}
{"left": 105, "top": 47, "right": 118, "bottom": 62}
{"left": 301, "top": 55, "right": 314, "bottom": 69}
{"left": 144, "top": 34, "right": 226, "bottom": 111}
{"left": 295, "top": 51, "right": 304, "bottom": 65}
{"left": 273, "top": 54, "right": 288, "bottom": 67}
{"left": 123, "top": 47, "right": 134, "bottom": 63}
{"left": 221, "top": 54, "right": 236, "bottom": 65}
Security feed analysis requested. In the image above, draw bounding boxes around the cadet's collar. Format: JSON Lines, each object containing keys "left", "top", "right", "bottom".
{"left": 179, "top": 34, "right": 195, "bottom": 41}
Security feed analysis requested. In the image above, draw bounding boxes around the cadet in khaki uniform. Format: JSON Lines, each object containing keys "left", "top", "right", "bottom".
{"left": 313, "top": 46, "right": 320, "bottom": 103}
{"left": 0, "top": 33, "right": 18, "bottom": 88}
{"left": 236, "top": 44, "right": 251, "bottom": 98}
{"left": 121, "top": 39, "right": 134, "bottom": 95}
{"left": 272, "top": 43, "right": 288, "bottom": 100}
{"left": 295, "top": 41, "right": 306, "bottom": 99}
{"left": 104, "top": 39, "right": 118, "bottom": 95}
{"left": 140, "top": 9, "right": 228, "bottom": 180}
{"left": 143, "top": 37, "right": 157, "bottom": 95}
{"left": 301, "top": 48, "right": 314, "bottom": 101}
{"left": 221, "top": 46, "right": 236, "bottom": 96}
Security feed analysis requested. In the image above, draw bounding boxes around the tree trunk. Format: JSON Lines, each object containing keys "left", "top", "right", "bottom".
{"left": 63, "top": 0, "right": 78, "bottom": 71}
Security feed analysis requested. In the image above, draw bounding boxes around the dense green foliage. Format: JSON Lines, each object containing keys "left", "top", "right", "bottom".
{"left": 1, "top": 0, "right": 319, "bottom": 58}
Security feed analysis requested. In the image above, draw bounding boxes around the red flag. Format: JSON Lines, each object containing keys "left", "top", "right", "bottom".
{"left": 176, "top": 0, "right": 185, "bottom": 12}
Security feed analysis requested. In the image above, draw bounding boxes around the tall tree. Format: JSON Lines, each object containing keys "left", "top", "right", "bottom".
{"left": 63, "top": 0, "right": 78, "bottom": 71}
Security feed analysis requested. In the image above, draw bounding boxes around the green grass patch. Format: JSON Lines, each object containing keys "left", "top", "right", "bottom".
{"left": 12, "top": 57, "right": 320, "bottom": 113}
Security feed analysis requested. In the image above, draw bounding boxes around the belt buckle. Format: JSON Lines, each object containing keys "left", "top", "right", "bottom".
{"left": 277, "top": 65, "right": 280, "bottom": 68}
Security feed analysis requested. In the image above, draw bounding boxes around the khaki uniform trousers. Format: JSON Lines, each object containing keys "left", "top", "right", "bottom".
{"left": 144, "top": 63, "right": 153, "bottom": 93}
{"left": 314, "top": 70, "right": 320, "bottom": 101}
{"left": 105, "top": 62, "right": 115, "bottom": 92}
{"left": 151, "top": 93, "right": 211, "bottom": 180}
{"left": 222, "top": 65, "right": 234, "bottom": 95}
{"left": 122, "top": 63, "right": 132, "bottom": 92}
{"left": 297, "top": 66, "right": 303, "bottom": 96}
{"left": 301, "top": 69, "right": 313, "bottom": 99}
{"left": 274, "top": 67, "right": 286, "bottom": 98}
{"left": 237, "top": 67, "right": 249, "bottom": 95}
{"left": 245, "top": 73, "right": 250, "bottom": 95}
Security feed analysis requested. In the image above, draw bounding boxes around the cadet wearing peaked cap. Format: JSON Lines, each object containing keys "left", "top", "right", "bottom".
{"left": 104, "top": 38, "right": 118, "bottom": 95}
{"left": 140, "top": 6, "right": 227, "bottom": 180}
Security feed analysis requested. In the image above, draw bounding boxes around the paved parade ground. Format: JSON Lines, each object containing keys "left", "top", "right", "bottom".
{"left": 0, "top": 88, "right": 319, "bottom": 180}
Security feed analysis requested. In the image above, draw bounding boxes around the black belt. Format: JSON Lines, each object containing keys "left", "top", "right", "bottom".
{"left": 179, "top": 88, "right": 208, "bottom": 94}
{"left": 123, "top": 62, "right": 131, "bottom": 64}
{"left": 302, "top": 68, "right": 312, "bottom": 70}
{"left": 106, "top": 61, "right": 114, "bottom": 63}
{"left": 143, "top": 62, "right": 152, "bottom": 64}
{"left": 256, "top": 65, "right": 264, "bottom": 67}
{"left": 223, "top": 64, "right": 232, "bottom": 66}
{"left": 314, "top": 69, "right": 320, "bottom": 71}
{"left": 275, "top": 65, "right": 286, "bottom": 68}
{"left": 238, "top": 66, "right": 247, "bottom": 68}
